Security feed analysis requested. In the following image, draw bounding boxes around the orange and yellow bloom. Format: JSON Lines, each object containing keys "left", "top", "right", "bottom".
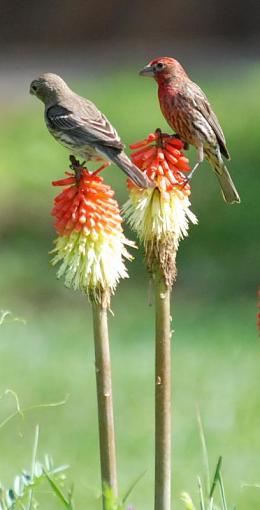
{"left": 124, "top": 131, "right": 197, "bottom": 285}
{"left": 51, "top": 162, "right": 133, "bottom": 301}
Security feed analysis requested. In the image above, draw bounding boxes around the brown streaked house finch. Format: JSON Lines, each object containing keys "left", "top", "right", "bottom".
{"left": 139, "top": 57, "right": 240, "bottom": 203}
{"left": 30, "top": 73, "right": 151, "bottom": 188}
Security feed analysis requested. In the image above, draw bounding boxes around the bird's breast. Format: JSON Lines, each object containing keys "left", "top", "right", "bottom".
{"left": 159, "top": 89, "right": 198, "bottom": 146}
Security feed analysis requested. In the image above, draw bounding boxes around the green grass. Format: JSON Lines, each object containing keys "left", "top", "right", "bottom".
{"left": 0, "top": 64, "right": 259, "bottom": 509}
{"left": 0, "top": 292, "right": 259, "bottom": 510}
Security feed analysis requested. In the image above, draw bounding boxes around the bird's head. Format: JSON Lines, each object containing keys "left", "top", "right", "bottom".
{"left": 139, "top": 57, "right": 187, "bottom": 84}
{"left": 30, "top": 73, "right": 70, "bottom": 104}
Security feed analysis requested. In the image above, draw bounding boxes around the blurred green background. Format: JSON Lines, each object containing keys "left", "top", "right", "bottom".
{"left": 1, "top": 4, "right": 260, "bottom": 507}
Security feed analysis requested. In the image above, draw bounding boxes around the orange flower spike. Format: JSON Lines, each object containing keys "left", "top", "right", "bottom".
{"left": 129, "top": 140, "right": 150, "bottom": 150}
{"left": 147, "top": 170, "right": 156, "bottom": 181}
{"left": 164, "top": 149, "right": 178, "bottom": 163}
{"left": 164, "top": 137, "right": 184, "bottom": 150}
{"left": 129, "top": 154, "right": 146, "bottom": 167}
{"left": 51, "top": 162, "right": 135, "bottom": 299}
{"left": 165, "top": 143, "right": 181, "bottom": 158}
{"left": 161, "top": 160, "right": 175, "bottom": 184}
{"left": 131, "top": 144, "right": 156, "bottom": 159}
{"left": 143, "top": 156, "right": 156, "bottom": 169}
{"left": 142, "top": 146, "right": 157, "bottom": 161}
{"left": 165, "top": 156, "right": 179, "bottom": 175}
{"left": 176, "top": 156, "right": 191, "bottom": 172}
{"left": 148, "top": 159, "right": 160, "bottom": 181}
{"left": 132, "top": 151, "right": 157, "bottom": 171}
{"left": 125, "top": 130, "right": 198, "bottom": 271}
{"left": 147, "top": 132, "right": 157, "bottom": 142}
{"left": 129, "top": 132, "right": 157, "bottom": 149}
{"left": 157, "top": 176, "right": 167, "bottom": 191}
{"left": 157, "top": 149, "right": 165, "bottom": 163}
{"left": 52, "top": 176, "right": 76, "bottom": 187}
{"left": 157, "top": 164, "right": 165, "bottom": 176}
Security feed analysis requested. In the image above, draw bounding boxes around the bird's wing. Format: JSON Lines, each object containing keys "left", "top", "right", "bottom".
{"left": 46, "top": 100, "right": 124, "bottom": 151}
{"left": 185, "top": 82, "right": 230, "bottom": 159}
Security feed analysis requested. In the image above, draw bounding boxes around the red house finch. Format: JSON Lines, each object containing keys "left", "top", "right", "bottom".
{"left": 30, "top": 73, "right": 151, "bottom": 188}
{"left": 139, "top": 57, "right": 240, "bottom": 203}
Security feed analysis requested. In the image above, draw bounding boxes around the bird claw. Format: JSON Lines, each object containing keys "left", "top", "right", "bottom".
{"left": 69, "top": 155, "right": 85, "bottom": 182}
{"left": 69, "top": 155, "right": 85, "bottom": 170}
{"left": 186, "top": 161, "right": 201, "bottom": 181}
{"left": 180, "top": 175, "right": 191, "bottom": 189}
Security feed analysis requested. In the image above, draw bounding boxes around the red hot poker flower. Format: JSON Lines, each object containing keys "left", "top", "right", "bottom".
{"left": 124, "top": 130, "right": 197, "bottom": 286}
{"left": 51, "top": 162, "right": 133, "bottom": 300}
{"left": 52, "top": 170, "right": 123, "bottom": 238}
{"left": 128, "top": 130, "right": 191, "bottom": 198}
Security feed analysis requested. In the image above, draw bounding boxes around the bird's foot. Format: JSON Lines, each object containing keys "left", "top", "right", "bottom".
{"left": 187, "top": 162, "right": 200, "bottom": 180}
{"left": 69, "top": 155, "right": 86, "bottom": 169}
{"left": 155, "top": 128, "right": 163, "bottom": 147}
{"left": 180, "top": 175, "right": 191, "bottom": 189}
{"left": 69, "top": 155, "right": 85, "bottom": 182}
{"left": 179, "top": 162, "right": 200, "bottom": 188}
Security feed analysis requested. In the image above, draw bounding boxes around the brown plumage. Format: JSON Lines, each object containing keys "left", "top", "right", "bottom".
{"left": 139, "top": 57, "right": 240, "bottom": 203}
{"left": 30, "top": 73, "right": 152, "bottom": 188}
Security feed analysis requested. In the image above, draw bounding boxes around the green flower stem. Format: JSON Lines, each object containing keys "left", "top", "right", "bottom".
{"left": 92, "top": 293, "right": 118, "bottom": 508}
{"left": 154, "top": 270, "right": 172, "bottom": 510}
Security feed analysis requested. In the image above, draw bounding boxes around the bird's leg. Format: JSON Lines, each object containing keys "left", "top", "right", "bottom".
{"left": 181, "top": 145, "right": 204, "bottom": 187}
{"left": 69, "top": 155, "right": 79, "bottom": 168}
{"left": 189, "top": 145, "right": 204, "bottom": 179}
{"left": 69, "top": 155, "right": 84, "bottom": 183}
{"left": 180, "top": 145, "right": 204, "bottom": 188}
{"left": 69, "top": 155, "right": 86, "bottom": 168}
{"left": 92, "top": 161, "right": 110, "bottom": 175}
{"left": 155, "top": 128, "right": 163, "bottom": 147}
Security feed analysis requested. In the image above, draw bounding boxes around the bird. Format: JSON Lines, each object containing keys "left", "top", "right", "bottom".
{"left": 30, "top": 73, "right": 151, "bottom": 188}
{"left": 139, "top": 57, "right": 240, "bottom": 203}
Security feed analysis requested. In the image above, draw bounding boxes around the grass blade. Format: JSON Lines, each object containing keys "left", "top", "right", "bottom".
{"left": 44, "top": 470, "right": 72, "bottom": 509}
{"left": 196, "top": 406, "right": 210, "bottom": 497}
{"left": 122, "top": 470, "right": 146, "bottom": 504}
{"left": 218, "top": 473, "right": 228, "bottom": 510}
{"left": 197, "top": 476, "right": 205, "bottom": 510}
{"left": 209, "top": 457, "right": 222, "bottom": 499}
{"left": 27, "top": 425, "right": 39, "bottom": 510}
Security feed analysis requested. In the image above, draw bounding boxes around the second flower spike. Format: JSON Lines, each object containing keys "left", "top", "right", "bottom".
{"left": 124, "top": 130, "right": 198, "bottom": 287}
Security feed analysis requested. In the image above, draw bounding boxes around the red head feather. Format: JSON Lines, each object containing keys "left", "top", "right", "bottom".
{"left": 140, "top": 57, "right": 188, "bottom": 84}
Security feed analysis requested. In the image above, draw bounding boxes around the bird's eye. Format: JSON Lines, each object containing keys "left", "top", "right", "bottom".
{"left": 156, "top": 62, "right": 164, "bottom": 71}
{"left": 31, "top": 84, "right": 38, "bottom": 92}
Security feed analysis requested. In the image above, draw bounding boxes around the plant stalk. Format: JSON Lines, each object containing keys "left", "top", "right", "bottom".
{"left": 154, "top": 271, "right": 172, "bottom": 510}
{"left": 92, "top": 293, "right": 118, "bottom": 508}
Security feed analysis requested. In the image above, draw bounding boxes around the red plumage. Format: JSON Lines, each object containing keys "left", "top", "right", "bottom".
{"left": 140, "top": 57, "right": 240, "bottom": 203}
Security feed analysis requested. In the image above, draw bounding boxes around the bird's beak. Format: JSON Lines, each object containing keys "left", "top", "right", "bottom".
{"left": 139, "top": 65, "right": 155, "bottom": 77}
{"left": 29, "top": 80, "right": 38, "bottom": 95}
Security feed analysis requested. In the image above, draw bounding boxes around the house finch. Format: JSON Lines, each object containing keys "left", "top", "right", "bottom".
{"left": 30, "top": 73, "right": 151, "bottom": 188}
{"left": 139, "top": 57, "right": 240, "bottom": 203}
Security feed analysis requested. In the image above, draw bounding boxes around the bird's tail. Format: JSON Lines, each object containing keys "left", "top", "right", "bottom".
{"left": 109, "top": 150, "right": 153, "bottom": 188}
{"left": 216, "top": 167, "right": 240, "bottom": 204}
{"left": 205, "top": 150, "right": 240, "bottom": 204}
